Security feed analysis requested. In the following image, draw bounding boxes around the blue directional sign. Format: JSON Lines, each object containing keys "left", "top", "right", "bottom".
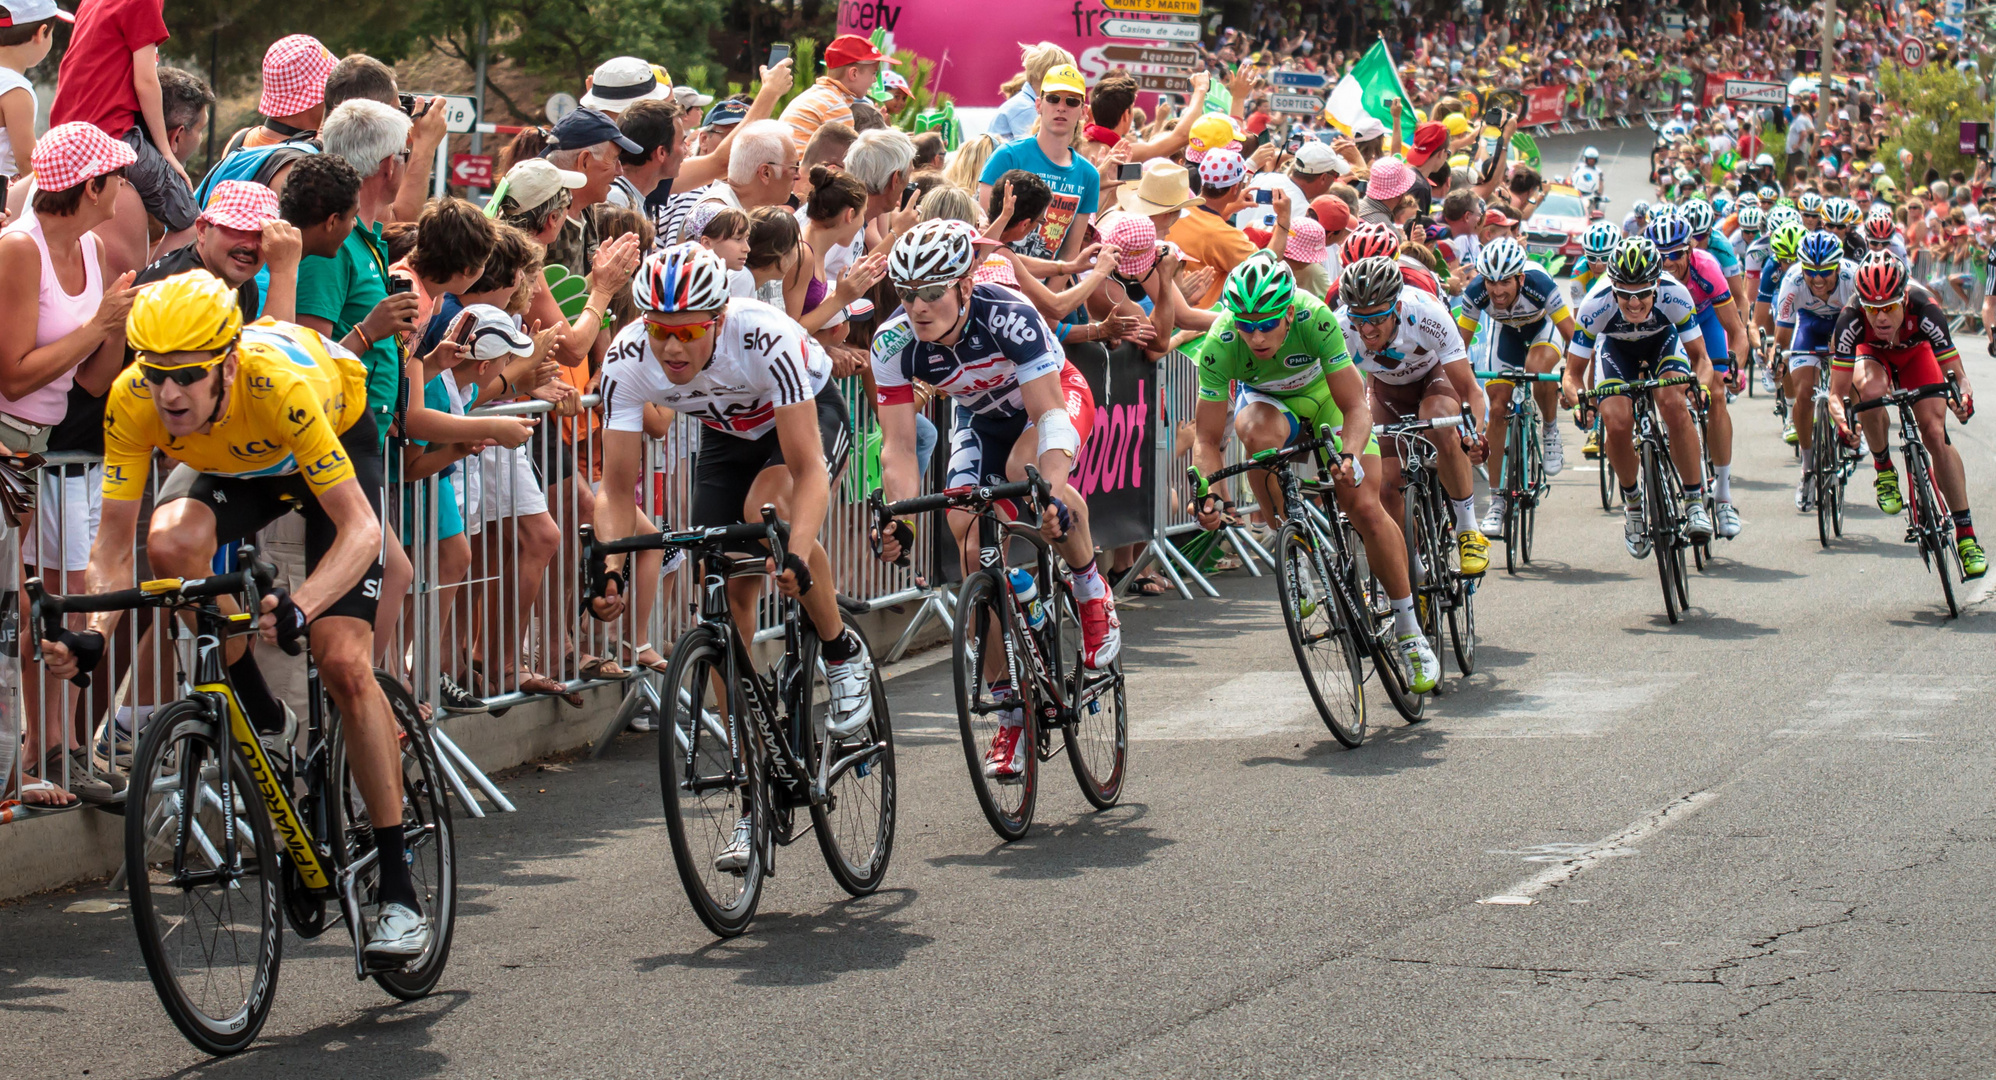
{"left": 1269, "top": 70, "right": 1329, "bottom": 90}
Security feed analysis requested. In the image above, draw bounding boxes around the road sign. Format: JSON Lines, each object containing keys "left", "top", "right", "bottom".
{"left": 1101, "top": 43, "right": 1199, "bottom": 68}
{"left": 1269, "top": 70, "right": 1329, "bottom": 90}
{"left": 545, "top": 92, "right": 578, "bottom": 124}
{"left": 1268, "top": 93, "right": 1325, "bottom": 114}
{"left": 1100, "top": 17, "right": 1200, "bottom": 42}
{"left": 1132, "top": 72, "right": 1194, "bottom": 94}
{"left": 1723, "top": 79, "right": 1787, "bottom": 105}
{"left": 1900, "top": 36, "right": 1928, "bottom": 66}
{"left": 450, "top": 153, "right": 494, "bottom": 187}
{"left": 436, "top": 94, "right": 478, "bottom": 134}
{"left": 1101, "top": 0, "right": 1201, "bottom": 15}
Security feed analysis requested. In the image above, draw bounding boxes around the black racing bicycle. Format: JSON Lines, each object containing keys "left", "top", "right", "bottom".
{"left": 581, "top": 511, "right": 896, "bottom": 936}
{"left": 1809, "top": 383, "right": 1862, "bottom": 546}
{"left": 1379, "top": 409, "right": 1480, "bottom": 681}
{"left": 1587, "top": 375, "right": 1698, "bottom": 623}
{"left": 872, "top": 467, "right": 1125, "bottom": 841}
{"left": 1476, "top": 369, "right": 1562, "bottom": 573}
{"left": 30, "top": 551, "right": 455, "bottom": 1055}
{"left": 1848, "top": 377, "right": 1967, "bottom": 617}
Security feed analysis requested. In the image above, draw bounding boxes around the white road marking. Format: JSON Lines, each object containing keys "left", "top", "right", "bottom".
{"left": 1130, "top": 670, "right": 1324, "bottom": 741}
{"left": 1446, "top": 671, "right": 1691, "bottom": 738}
{"left": 1770, "top": 672, "right": 1992, "bottom": 739}
{"left": 1478, "top": 790, "right": 1719, "bottom": 906}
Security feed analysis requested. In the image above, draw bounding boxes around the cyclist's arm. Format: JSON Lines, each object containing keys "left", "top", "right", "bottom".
{"left": 1455, "top": 306, "right": 1481, "bottom": 349}
{"left": 71, "top": 496, "right": 143, "bottom": 642}
{"left": 593, "top": 428, "right": 646, "bottom": 575}
{"left": 1444, "top": 358, "right": 1487, "bottom": 430}
{"left": 1018, "top": 371, "right": 1077, "bottom": 494}
{"left": 292, "top": 478, "right": 382, "bottom": 619}
{"left": 1712, "top": 296, "right": 1749, "bottom": 349}
{"left": 1554, "top": 310, "right": 1579, "bottom": 346}
{"left": 1326, "top": 364, "right": 1373, "bottom": 464}
{"left": 1191, "top": 396, "right": 1232, "bottom": 500}
{"left": 876, "top": 398, "right": 922, "bottom": 508}
{"left": 770, "top": 399, "right": 831, "bottom": 559}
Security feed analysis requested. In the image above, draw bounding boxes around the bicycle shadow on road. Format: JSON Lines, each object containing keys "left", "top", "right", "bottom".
{"left": 1623, "top": 611, "right": 1779, "bottom": 639}
{"left": 924, "top": 803, "right": 1175, "bottom": 881}
{"left": 1239, "top": 722, "right": 1450, "bottom": 779}
{"left": 1493, "top": 560, "right": 1638, "bottom": 587}
{"left": 139, "top": 989, "right": 469, "bottom": 1080}
{"left": 632, "top": 887, "right": 934, "bottom": 988}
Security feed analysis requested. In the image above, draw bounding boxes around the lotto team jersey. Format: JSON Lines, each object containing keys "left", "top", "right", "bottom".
{"left": 102, "top": 320, "right": 370, "bottom": 501}
{"left": 1774, "top": 261, "right": 1859, "bottom": 326}
{"left": 600, "top": 298, "right": 831, "bottom": 441}
{"left": 1568, "top": 275, "right": 1704, "bottom": 359}
{"left": 1455, "top": 265, "right": 1572, "bottom": 331}
{"left": 1337, "top": 287, "right": 1468, "bottom": 385}
{"left": 872, "top": 283, "right": 1065, "bottom": 418}
{"left": 1193, "top": 292, "right": 1353, "bottom": 401}
{"left": 977, "top": 139, "right": 1100, "bottom": 259}
{"left": 1675, "top": 248, "right": 1733, "bottom": 313}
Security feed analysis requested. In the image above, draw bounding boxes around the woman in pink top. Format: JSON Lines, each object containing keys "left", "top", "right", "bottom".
{"left": 0, "top": 122, "right": 138, "bottom": 808}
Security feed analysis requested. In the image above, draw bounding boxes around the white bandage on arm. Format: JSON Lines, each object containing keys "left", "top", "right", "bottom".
{"left": 1036, "top": 408, "right": 1080, "bottom": 458}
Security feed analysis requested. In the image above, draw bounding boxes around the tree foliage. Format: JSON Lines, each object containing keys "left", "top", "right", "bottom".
{"left": 1877, "top": 60, "right": 1982, "bottom": 190}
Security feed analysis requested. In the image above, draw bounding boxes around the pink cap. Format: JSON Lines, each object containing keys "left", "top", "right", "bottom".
{"left": 258, "top": 35, "right": 337, "bottom": 118}
{"left": 198, "top": 180, "right": 281, "bottom": 232}
{"left": 1099, "top": 212, "right": 1159, "bottom": 276}
{"left": 1196, "top": 148, "right": 1247, "bottom": 190}
{"left": 31, "top": 121, "right": 136, "bottom": 192}
{"left": 1367, "top": 157, "right": 1416, "bottom": 201}
{"left": 1284, "top": 217, "right": 1329, "bottom": 264}
{"left": 972, "top": 251, "right": 1020, "bottom": 288}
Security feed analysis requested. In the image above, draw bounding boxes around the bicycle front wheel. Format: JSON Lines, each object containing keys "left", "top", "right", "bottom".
{"left": 125, "top": 700, "right": 281, "bottom": 1056}
{"left": 660, "top": 626, "right": 764, "bottom": 937}
{"left": 1275, "top": 522, "right": 1366, "bottom": 747}
{"left": 807, "top": 615, "right": 897, "bottom": 897}
{"left": 1054, "top": 587, "right": 1127, "bottom": 807}
{"left": 1912, "top": 452, "right": 1959, "bottom": 618}
{"left": 1644, "top": 442, "right": 1685, "bottom": 625}
{"left": 953, "top": 570, "right": 1038, "bottom": 841}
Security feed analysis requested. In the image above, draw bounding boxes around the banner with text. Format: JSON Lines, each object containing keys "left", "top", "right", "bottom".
{"left": 1066, "top": 342, "right": 1157, "bottom": 550}
{"left": 1521, "top": 85, "right": 1566, "bottom": 127}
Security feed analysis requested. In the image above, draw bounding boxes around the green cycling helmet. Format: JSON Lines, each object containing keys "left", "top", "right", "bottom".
{"left": 1769, "top": 221, "right": 1807, "bottom": 264}
{"left": 1221, "top": 251, "right": 1296, "bottom": 320}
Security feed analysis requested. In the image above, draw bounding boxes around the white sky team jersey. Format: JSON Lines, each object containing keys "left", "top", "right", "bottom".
{"left": 1774, "top": 261, "right": 1859, "bottom": 326}
{"left": 871, "top": 283, "right": 1065, "bottom": 417}
{"left": 1568, "top": 274, "right": 1704, "bottom": 359}
{"left": 1337, "top": 286, "right": 1468, "bottom": 385}
{"left": 599, "top": 298, "right": 831, "bottom": 441}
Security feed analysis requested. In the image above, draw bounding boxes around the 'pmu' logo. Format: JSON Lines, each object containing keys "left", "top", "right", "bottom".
{"left": 989, "top": 310, "right": 1039, "bottom": 346}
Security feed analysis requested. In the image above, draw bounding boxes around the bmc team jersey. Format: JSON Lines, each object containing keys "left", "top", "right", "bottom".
{"left": 600, "top": 298, "right": 832, "bottom": 441}
{"left": 872, "top": 283, "right": 1065, "bottom": 418}
{"left": 977, "top": 139, "right": 1100, "bottom": 260}
{"left": 1337, "top": 286, "right": 1468, "bottom": 384}
{"left": 1193, "top": 291, "right": 1353, "bottom": 402}
{"left": 1454, "top": 265, "right": 1572, "bottom": 331}
{"left": 102, "top": 319, "right": 369, "bottom": 501}
{"left": 1568, "top": 275, "right": 1705, "bottom": 359}
{"left": 1829, "top": 284, "right": 1960, "bottom": 372}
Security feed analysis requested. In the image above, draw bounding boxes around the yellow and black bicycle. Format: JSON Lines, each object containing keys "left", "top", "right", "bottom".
{"left": 28, "top": 550, "right": 455, "bottom": 1055}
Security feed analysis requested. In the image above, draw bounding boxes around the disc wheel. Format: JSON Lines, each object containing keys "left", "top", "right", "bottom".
{"left": 659, "top": 626, "right": 763, "bottom": 937}
{"left": 952, "top": 570, "right": 1038, "bottom": 841}
{"left": 1054, "top": 588, "right": 1127, "bottom": 807}
{"left": 807, "top": 616, "right": 897, "bottom": 896}
{"left": 125, "top": 700, "right": 281, "bottom": 1056}
{"left": 1273, "top": 521, "right": 1367, "bottom": 747}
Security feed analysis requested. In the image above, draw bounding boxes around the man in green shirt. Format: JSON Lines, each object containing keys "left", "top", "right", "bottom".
{"left": 1187, "top": 253, "right": 1437, "bottom": 692}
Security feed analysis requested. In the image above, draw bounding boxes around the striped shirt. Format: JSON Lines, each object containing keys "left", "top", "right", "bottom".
{"left": 778, "top": 78, "right": 864, "bottom": 155}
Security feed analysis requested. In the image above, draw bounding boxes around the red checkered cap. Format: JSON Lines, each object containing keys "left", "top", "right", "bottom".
{"left": 199, "top": 180, "right": 280, "bottom": 232}
{"left": 31, "top": 122, "right": 136, "bottom": 192}
{"left": 258, "top": 35, "right": 337, "bottom": 118}
{"left": 1099, "top": 212, "right": 1159, "bottom": 276}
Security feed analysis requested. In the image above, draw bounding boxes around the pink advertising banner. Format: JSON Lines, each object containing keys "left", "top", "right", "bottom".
{"left": 837, "top": 0, "right": 1204, "bottom": 106}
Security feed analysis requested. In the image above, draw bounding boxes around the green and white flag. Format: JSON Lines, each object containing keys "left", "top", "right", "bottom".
{"left": 1324, "top": 39, "right": 1414, "bottom": 142}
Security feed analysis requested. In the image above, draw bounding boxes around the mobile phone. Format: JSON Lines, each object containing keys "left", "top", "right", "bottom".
{"left": 387, "top": 275, "right": 412, "bottom": 295}
{"left": 446, "top": 309, "right": 478, "bottom": 349}
{"left": 1285, "top": 132, "right": 1305, "bottom": 154}
{"left": 1117, "top": 162, "right": 1143, "bottom": 182}
{"left": 767, "top": 43, "right": 791, "bottom": 70}
{"left": 1254, "top": 189, "right": 1274, "bottom": 205}
{"left": 900, "top": 183, "right": 918, "bottom": 209}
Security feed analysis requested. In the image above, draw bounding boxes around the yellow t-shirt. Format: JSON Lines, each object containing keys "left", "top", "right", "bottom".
{"left": 102, "top": 319, "right": 370, "bottom": 502}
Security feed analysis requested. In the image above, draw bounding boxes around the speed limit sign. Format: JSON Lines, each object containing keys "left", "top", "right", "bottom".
{"left": 1901, "top": 36, "right": 1928, "bottom": 67}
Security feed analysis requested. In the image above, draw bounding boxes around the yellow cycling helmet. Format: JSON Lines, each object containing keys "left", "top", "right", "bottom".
{"left": 127, "top": 270, "right": 243, "bottom": 359}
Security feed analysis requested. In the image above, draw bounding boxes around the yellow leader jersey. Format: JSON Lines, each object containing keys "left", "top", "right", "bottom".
{"left": 102, "top": 319, "right": 370, "bottom": 502}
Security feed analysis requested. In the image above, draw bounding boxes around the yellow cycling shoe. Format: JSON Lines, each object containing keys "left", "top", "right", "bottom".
{"left": 1582, "top": 430, "right": 1601, "bottom": 459}
{"left": 1458, "top": 529, "right": 1490, "bottom": 577}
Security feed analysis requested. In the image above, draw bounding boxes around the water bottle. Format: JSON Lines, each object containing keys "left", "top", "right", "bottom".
{"left": 1007, "top": 568, "right": 1047, "bottom": 630}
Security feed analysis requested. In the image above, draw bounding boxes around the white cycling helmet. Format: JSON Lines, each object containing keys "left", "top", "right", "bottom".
{"left": 1738, "top": 204, "right": 1766, "bottom": 230}
{"left": 1476, "top": 236, "right": 1529, "bottom": 280}
{"left": 889, "top": 219, "right": 984, "bottom": 285}
{"left": 1582, "top": 219, "right": 1623, "bottom": 260}
{"left": 633, "top": 243, "right": 732, "bottom": 315}
{"left": 1767, "top": 204, "right": 1803, "bottom": 232}
{"left": 1583, "top": 145, "right": 1600, "bottom": 161}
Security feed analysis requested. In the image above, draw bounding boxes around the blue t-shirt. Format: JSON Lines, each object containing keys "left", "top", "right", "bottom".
{"left": 1703, "top": 232, "right": 1741, "bottom": 278}
{"left": 978, "top": 137, "right": 1100, "bottom": 261}
{"left": 417, "top": 293, "right": 466, "bottom": 358}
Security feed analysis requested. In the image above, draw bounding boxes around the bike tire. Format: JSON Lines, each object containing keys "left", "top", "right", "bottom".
{"left": 952, "top": 570, "right": 1038, "bottom": 841}
{"left": 326, "top": 674, "right": 458, "bottom": 1000}
{"left": 1812, "top": 398, "right": 1836, "bottom": 548}
{"left": 1644, "top": 442, "right": 1683, "bottom": 625}
{"left": 1448, "top": 572, "right": 1476, "bottom": 677}
{"left": 1274, "top": 522, "right": 1367, "bottom": 747}
{"left": 125, "top": 700, "right": 281, "bottom": 1056}
{"left": 1914, "top": 452, "right": 1959, "bottom": 618}
{"left": 1503, "top": 422, "right": 1524, "bottom": 574}
{"left": 1832, "top": 455, "right": 1849, "bottom": 537}
{"left": 1054, "top": 586, "right": 1128, "bottom": 807}
{"left": 1354, "top": 559, "right": 1425, "bottom": 723}
{"left": 808, "top": 614, "right": 898, "bottom": 896}
{"left": 659, "top": 626, "right": 764, "bottom": 937}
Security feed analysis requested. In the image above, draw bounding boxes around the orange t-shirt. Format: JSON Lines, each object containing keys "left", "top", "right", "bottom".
{"left": 1167, "top": 206, "right": 1259, "bottom": 308}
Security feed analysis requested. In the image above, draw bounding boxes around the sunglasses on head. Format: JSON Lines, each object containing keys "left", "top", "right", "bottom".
{"left": 894, "top": 280, "right": 958, "bottom": 305}
{"left": 139, "top": 351, "right": 228, "bottom": 386}
{"left": 1235, "top": 311, "right": 1287, "bottom": 333}
{"left": 1043, "top": 94, "right": 1085, "bottom": 109}
{"left": 645, "top": 314, "right": 721, "bottom": 343}
{"left": 1346, "top": 305, "right": 1397, "bottom": 325}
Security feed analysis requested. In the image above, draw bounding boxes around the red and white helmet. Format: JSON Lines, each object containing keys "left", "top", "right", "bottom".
{"left": 633, "top": 243, "right": 731, "bottom": 315}
{"left": 1340, "top": 221, "right": 1400, "bottom": 264}
{"left": 1854, "top": 251, "right": 1908, "bottom": 306}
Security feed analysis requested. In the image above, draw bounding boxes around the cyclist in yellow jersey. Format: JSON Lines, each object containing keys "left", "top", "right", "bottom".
{"left": 43, "top": 271, "right": 433, "bottom": 968}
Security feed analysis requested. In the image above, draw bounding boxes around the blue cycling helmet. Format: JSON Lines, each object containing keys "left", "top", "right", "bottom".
{"left": 1644, "top": 209, "right": 1692, "bottom": 254}
{"left": 1797, "top": 229, "right": 1844, "bottom": 272}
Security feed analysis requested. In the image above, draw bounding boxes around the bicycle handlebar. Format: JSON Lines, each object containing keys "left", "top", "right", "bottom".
{"left": 1581, "top": 374, "right": 1697, "bottom": 400}
{"left": 579, "top": 508, "right": 793, "bottom": 603}
{"left": 27, "top": 547, "right": 283, "bottom": 687}
{"left": 1472, "top": 369, "right": 1564, "bottom": 383}
{"left": 1189, "top": 425, "right": 1340, "bottom": 493}
{"left": 1849, "top": 376, "right": 1958, "bottom": 416}
{"left": 866, "top": 466, "right": 1050, "bottom": 567}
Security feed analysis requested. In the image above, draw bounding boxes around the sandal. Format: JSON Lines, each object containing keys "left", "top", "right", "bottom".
{"left": 1130, "top": 573, "right": 1169, "bottom": 597}
{"left": 5, "top": 775, "right": 80, "bottom": 811}
{"left": 517, "top": 669, "right": 585, "bottom": 710}
{"left": 578, "top": 655, "right": 628, "bottom": 681}
{"left": 630, "top": 642, "right": 671, "bottom": 674}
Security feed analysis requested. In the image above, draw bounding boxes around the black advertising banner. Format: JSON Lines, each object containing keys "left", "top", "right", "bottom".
{"left": 1065, "top": 342, "right": 1158, "bottom": 551}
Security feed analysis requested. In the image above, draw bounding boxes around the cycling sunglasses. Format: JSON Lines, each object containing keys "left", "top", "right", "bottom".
{"left": 1345, "top": 305, "right": 1398, "bottom": 326}
{"left": 645, "top": 314, "right": 722, "bottom": 343}
{"left": 1802, "top": 266, "right": 1840, "bottom": 278}
{"left": 1235, "top": 311, "right": 1288, "bottom": 333}
{"left": 894, "top": 281, "right": 958, "bottom": 305}
{"left": 1612, "top": 287, "right": 1657, "bottom": 301}
{"left": 139, "top": 349, "right": 230, "bottom": 386}
{"left": 1860, "top": 299, "right": 1904, "bottom": 315}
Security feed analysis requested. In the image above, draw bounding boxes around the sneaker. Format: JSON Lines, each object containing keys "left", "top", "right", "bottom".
{"left": 1397, "top": 633, "right": 1439, "bottom": 694}
{"left": 1782, "top": 421, "right": 1798, "bottom": 445}
{"left": 1796, "top": 472, "right": 1815, "bottom": 512}
{"left": 1875, "top": 470, "right": 1904, "bottom": 515}
{"left": 1624, "top": 501, "right": 1651, "bottom": 558}
{"left": 1542, "top": 424, "right": 1565, "bottom": 476}
{"left": 1685, "top": 500, "right": 1715, "bottom": 542}
{"left": 1760, "top": 365, "right": 1779, "bottom": 393}
{"left": 1961, "top": 537, "right": 1989, "bottom": 579}
{"left": 1480, "top": 497, "right": 1507, "bottom": 537}
{"left": 1457, "top": 529, "right": 1490, "bottom": 577}
{"left": 1078, "top": 594, "right": 1121, "bottom": 669}
{"left": 1716, "top": 501, "right": 1743, "bottom": 539}
{"left": 363, "top": 903, "right": 432, "bottom": 967}
{"left": 438, "top": 673, "right": 488, "bottom": 714}
{"left": 714, "top": 816, "right": 753, "bottom": 874}
{"left": 823, "top": 638, "right": 876, "bottom": 738}
{"left": 983, "top": 723, "right": 1028, "bottom": 783}
{"left": 1582, "top": 429, "right": 1602, "bottom": 459}
{"left": 628, "top": 707, "right": 655, "bottom": 733}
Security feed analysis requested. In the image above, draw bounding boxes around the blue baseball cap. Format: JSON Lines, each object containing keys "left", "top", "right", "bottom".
{"left": 703, "top": 100, "right": 750, "bottom": 130}
{"left": 544, "top": 107, "right": 641, "bottom": 155}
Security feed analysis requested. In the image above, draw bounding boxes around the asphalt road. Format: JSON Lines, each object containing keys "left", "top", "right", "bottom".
{"left": 8, "top": 131, "right": 1996, "bottom": 1079}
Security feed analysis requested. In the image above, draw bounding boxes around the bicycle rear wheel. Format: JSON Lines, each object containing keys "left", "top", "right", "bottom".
{"left": 1053, "top": 587, "right": 1127, "bottom": 807}
{"left": 1274, "top": 522, "right": 1366, "bottom": 747}
{"left": 326, "top": 673, "right": 457, "bottom": 1000}
{"left": 952, "top": 570, "right": 1038, "bottom": 841}
{"left": 1912, "top": 451, "right": 1959, "bottom": 618}
{"left": 1502, "top": 433, "right": 1524, "bottom": 575}
{"left": 1448, "top": 572, "right": 1476, "bottom": 676}
{"left": 1813, "top": 399, "right": 1837, "bottom": 547}
{"left": 1597, "top": 426, "right": 1616, "bottom": 512}
{"left": 125, "top": 700, "right": 281, "bottom": 1056}
{"left": 807, "top": 616, "right": 897, "bottom": 896}
{"left": 660, "top": 626, "right": 764, "bottom": 937}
